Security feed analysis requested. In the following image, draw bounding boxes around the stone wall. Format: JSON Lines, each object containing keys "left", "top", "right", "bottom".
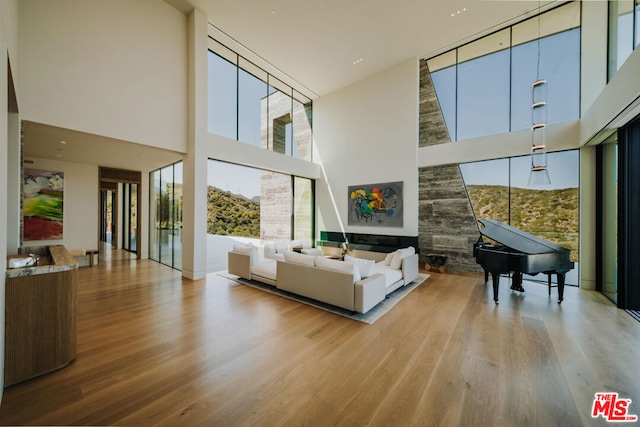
{"left": 418, "top": 59, "right": 483, "bottom": 274}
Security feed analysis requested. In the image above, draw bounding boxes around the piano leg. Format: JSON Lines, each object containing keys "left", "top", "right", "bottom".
{"left": 557, "top": 272, "right": 566, "bottom": 303}
{"left": 510, "top": 272, "right": 525, "bottom": 292}
{"left": 484, "top": 269, "right": 489, "bottom": 284}
{"left": 490, "top": 272, "right": 500, "bottom": 303}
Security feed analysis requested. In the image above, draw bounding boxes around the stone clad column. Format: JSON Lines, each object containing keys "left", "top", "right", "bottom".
{"left": 418, "top": 59, "right": 483, "bottom": 274}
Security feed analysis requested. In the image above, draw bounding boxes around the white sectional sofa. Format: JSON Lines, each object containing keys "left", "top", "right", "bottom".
{"left": 227, "top": 243, "right": 419, "bottom": 314}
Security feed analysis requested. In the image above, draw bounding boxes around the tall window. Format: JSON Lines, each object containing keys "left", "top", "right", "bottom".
{"left": 460, "top": 150, "right": 580, "bottom": 285}
{"left": 208, "top": 39, "right": 313, "bottom": 161}
{"left": 608, "top": 0, "right": 640, "bottom": 80}
{"left": 149, "top": 161, "right": 183, "bottom": 271}
{"left": 207, "top": 159, "right": 315, "bottom": 272}
{"left": 207, "top": 159, "right": 314, "bottom": 241}
{"left": 428, "top": 2, "right": 581, "bottom": 142}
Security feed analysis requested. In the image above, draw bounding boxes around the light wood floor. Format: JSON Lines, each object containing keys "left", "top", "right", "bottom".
{"left": 1, "top": 246, "right": 639, "bottom": 426}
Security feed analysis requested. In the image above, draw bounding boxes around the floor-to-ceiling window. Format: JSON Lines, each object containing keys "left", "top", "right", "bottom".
{"left": 206, "top": 159, "right": 315, "bottom": 273}
{"left": 460, "top": 150, "right": 580, "bottom": 286}
{"left": 207, "top": 39, "right": 313, "bottom": 161}
{"left": 149, "top": 161, "right": 183, "bottom": 270}
{"left": 428, "top": 1, "right": 581, "bottom": 142}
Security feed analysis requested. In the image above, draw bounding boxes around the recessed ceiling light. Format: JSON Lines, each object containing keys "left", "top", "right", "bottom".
{"left": 450, "top": 7, "right": 468, "bottom": 18}
{"left": 60, "top": 140, "right": 67, "bottom": 144}
{"left": 353, "top": 58, "right": 364, "bottom": 65}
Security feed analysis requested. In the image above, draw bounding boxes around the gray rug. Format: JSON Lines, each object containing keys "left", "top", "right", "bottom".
{"left": 217, "top": 271, "right": 430, "bottom": 324}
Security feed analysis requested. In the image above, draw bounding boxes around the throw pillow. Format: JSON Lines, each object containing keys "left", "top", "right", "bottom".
{"left": 344, "top": 255, "right": 375, "bottom": 278}
{"left": 275, "top": 241, "right": 289, "bottom": 254}
{"left": 383, "top": 251, "right": 396, "bottom": 266}
{"left": 283, "top": 251, "right": 316, "bottom": 266}
{"left": 390, "top": 246, "right": 415, "bottom": 270}
{"left": 263, "top": 242, "right": 277, "bottom": 260}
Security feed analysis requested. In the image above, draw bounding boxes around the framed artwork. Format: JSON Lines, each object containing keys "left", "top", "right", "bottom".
{"left": 348, "top": 181, "right": 403, "bottom": 227}
{"left": 23, "top": 168, "right": 64, "bottom": 240}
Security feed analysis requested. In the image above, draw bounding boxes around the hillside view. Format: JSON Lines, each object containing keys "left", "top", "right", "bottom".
{"left": 207, "top": 186, "right": 260, "bottom": 237}
{"left": 466, "top": 185, "right": 579, "bottom": 261}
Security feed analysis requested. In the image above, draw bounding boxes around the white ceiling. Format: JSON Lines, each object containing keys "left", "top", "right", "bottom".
{"left": 166, "top": 0, "right": 559, "bottom": 97}
{"left": 23, "top": 0, "right": 560, "bottom": 171}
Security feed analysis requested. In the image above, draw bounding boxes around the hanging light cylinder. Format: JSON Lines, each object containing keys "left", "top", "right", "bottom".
{"left": 528, "top": 79, "right": 551, "bottom": 186}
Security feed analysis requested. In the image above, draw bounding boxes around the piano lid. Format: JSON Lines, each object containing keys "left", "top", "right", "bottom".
{"left": 477, "top": 219, "right": 569, "bottom": 255}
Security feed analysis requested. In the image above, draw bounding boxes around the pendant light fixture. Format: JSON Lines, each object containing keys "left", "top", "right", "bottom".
{"left": 528, "top": 2, "right": 551, "bottom": 187}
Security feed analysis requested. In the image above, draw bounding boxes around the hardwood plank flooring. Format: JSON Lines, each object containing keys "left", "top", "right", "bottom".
{"left": 1, "top": 246, "right": 639, "bottom": 426}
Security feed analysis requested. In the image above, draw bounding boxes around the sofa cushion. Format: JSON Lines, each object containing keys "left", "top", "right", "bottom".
{"left": 275, "top": 241, "right": 289, "bottom": 254}
{"left": 283, "top": 251, "right": 316, "bottom": 266}
{"left": 372, "top": 265, "right": 404, "bottom": 288}
{"left": 301, "top": 248, "right": 323, "bottom": 256}
{"left": 251, "top": 259, "right": 277, "bottom": 281}
{"left": 390, "top": 246, "right": 416, "bottom": 270}
{"left": 315, "top": 256, "right": 361, "bottom": 283}
{"left": 344, "top": 255, "right": 375, "bottom": 278}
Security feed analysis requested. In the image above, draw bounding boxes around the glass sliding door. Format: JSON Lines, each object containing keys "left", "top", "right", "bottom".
{"left": 149, "top": 162, "right": 183, "bottom": 270}
{"left": 121, "top": 183, "right": 138, "bottom": 254}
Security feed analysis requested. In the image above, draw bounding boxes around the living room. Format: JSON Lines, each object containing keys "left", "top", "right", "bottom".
{"left": 2, "top": 0, "right": 640, "bottom": 424}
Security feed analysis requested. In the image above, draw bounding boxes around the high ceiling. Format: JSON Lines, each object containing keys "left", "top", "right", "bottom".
{"left": 23, "top": 0, "right": 561, "bottom": 171}
{"left": 165, "top": 0, "right": 559, "bottom": 97}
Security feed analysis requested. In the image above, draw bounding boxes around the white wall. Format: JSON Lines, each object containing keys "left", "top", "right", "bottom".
{"left": 313, "top": 58, "right": 419, "bottom": 237}
{"left": 22, "top": 157, "right": 99, "bottom": 254}
{"left": 18, "top": 0, "right": 188, "bottom": 153}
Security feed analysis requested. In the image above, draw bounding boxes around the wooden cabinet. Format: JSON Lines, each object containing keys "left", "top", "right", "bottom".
{"left": 4, "top": 246, "right": 78, "bottom": 386}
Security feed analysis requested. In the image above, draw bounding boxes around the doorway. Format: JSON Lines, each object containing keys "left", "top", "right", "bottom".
{"left": 99, "top": 167, "right": 141, "bottom": 259}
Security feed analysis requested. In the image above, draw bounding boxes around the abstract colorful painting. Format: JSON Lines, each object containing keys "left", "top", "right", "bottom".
{"left": 23, "top": 169, "right": 64, "bottom": 240}
{"left": 348, "top": 181, "right": 403, "bottom": 227}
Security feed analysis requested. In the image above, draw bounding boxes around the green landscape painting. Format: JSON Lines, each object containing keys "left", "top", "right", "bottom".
{"left": 23, "top": 168, "right": 64, "bottom": 240}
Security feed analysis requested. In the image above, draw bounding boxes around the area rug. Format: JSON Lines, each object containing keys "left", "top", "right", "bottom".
{"left": 217, "top": 271, "right": 430, "bottom": 324}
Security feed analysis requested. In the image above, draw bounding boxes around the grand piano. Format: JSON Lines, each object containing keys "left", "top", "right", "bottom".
{"left": 473, "top": 219, "right": 574, "bottom": 304}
